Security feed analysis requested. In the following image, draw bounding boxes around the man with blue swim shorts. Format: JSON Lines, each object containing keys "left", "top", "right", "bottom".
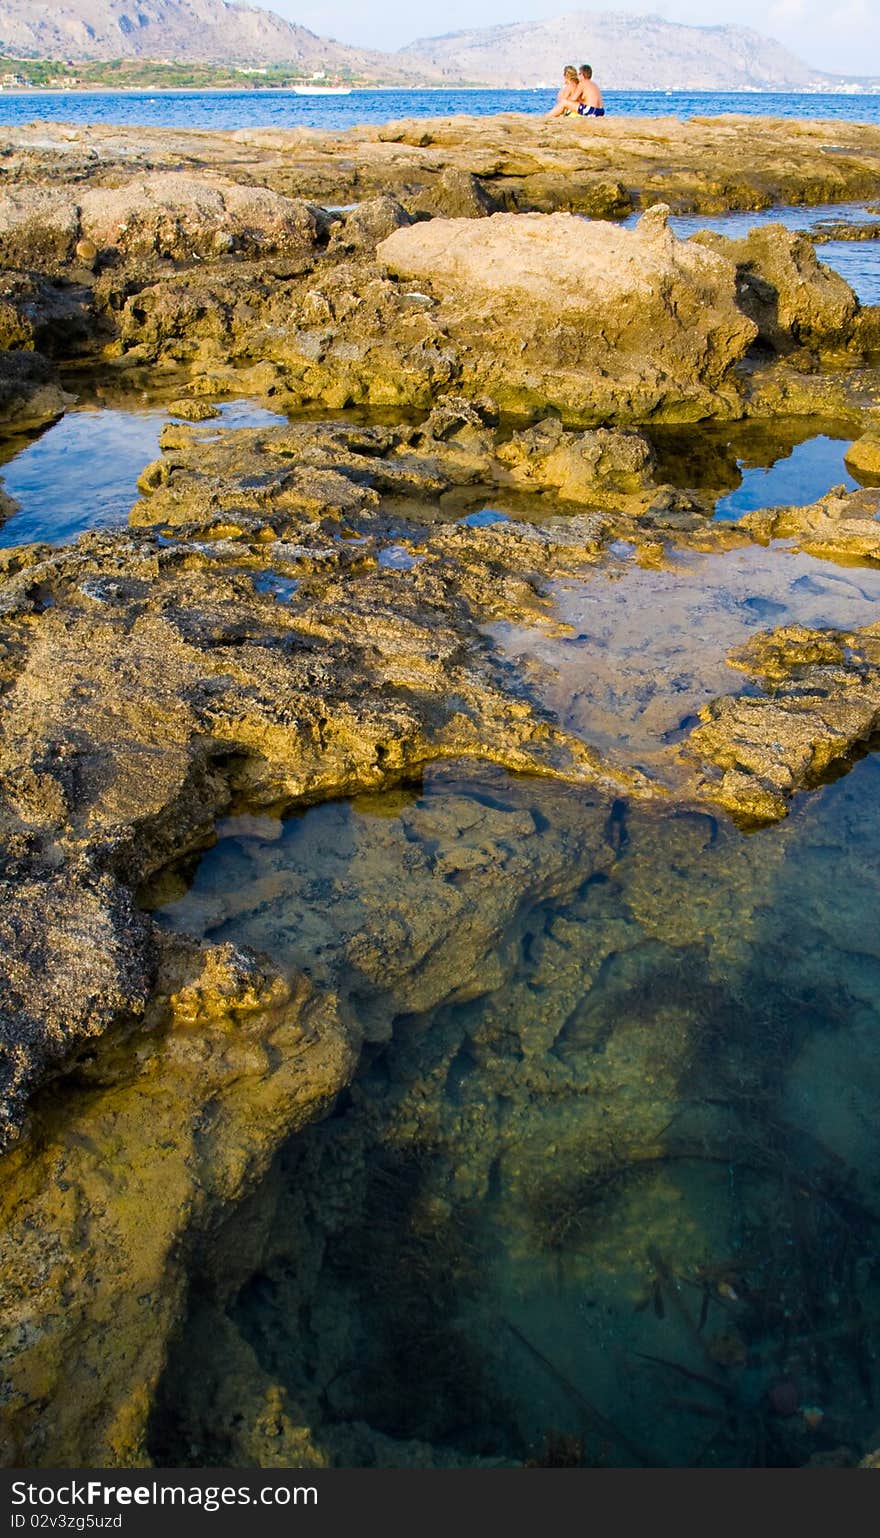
{"left": 577, "top": 64, "right": 605, "bottom": 117}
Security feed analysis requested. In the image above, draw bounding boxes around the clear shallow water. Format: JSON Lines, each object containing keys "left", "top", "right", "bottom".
{"left": 0, "top": 89, "right": 879, "bottom": 132}
{"left": 150, "top": 754, "right": 880, "bottom": 1467}
{"left": 0, "top": 398, "right": 286, "bottom": 547}
{"left": 487, "top": 544, "right": 880, "bottom": 771}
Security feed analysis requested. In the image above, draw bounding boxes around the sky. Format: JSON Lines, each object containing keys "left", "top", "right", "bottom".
{"left": 267, "top": 0, "right": 880, "bottom": 75}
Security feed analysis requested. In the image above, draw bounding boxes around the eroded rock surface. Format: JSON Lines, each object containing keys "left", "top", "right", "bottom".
{"left": 740, "top": 485, "right": 880, "bottom": 561}
{"left": 131, "top": 406, "right": 660, "bottom": 532}
{"left": 693, "top": 224, "right": 860, "bottom": 352}
{"left": 0, "top": 349, "right": 68, "bottom": 432}
{"left": 378, "top": 208, "right": 757, "bottom": 423}
{"left": 0, "top": 175, "right": 326, "bottom": 271}
{"left": 0, "top": 938, "right": 355, "bottom": 1465}
{"left": 0, "top": 503, "right": 652, "bottom": 1147}
{"left": 686, "top": 622, "right": 880, "bottom": 822}
{"left": 5, "top": 115, "right": 880, "bottom": 216}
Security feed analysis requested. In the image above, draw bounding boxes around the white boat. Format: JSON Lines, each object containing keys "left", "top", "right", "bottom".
{"left": 292, "top": 86, "right": 353, "bottom": 95}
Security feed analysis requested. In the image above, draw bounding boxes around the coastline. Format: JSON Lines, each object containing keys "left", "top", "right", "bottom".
{"left": 1, "top": 106, "right": 880, "bottom": 1471}
{"left": 1, "top": 84, "right": 879, "bottom": 95}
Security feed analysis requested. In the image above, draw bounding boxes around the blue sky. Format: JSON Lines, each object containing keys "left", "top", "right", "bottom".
{"left": 268, "top": 0, "right": 880, "bottom": 75}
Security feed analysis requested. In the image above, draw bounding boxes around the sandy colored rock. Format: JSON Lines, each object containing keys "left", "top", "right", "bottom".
{"left": 378, "top": 207, "right": 757, "bottom": 423}
{"left": 3, "top": 115, "right": 880, "bottom": 223}
{"left": 130, "top": 409, "right": 663, "bottom": 533}
{"left": 0, "top": 503, "right": 651, "bottom": 1143}
{"left": 328, "top": 194, "right": 413, "bottom": 253}
{"left": 0, "top": 349, "right": 68, "bottom": 432}
{"left": 167, "top": 397, "right": 221, "bottom": 422}
{"left": 0, "top": 187, "right": 80, "bottom": 268}
{"left": 0, "top": 936, "right": 356, "bottom": 1464}
{"left": 0, "top": 173, "right": 325, "bottom": 273}
{"left": 693, "top": 224, "right": 860, "bottom": 352}
{"left": 686, "top": 623, "right": 880, "bottom": 822}
{"left": 0, "top": 272, "right": 93, "bottom": 356}
{"left": 406, "top": 165, "right": 504, "bottom": 219}
{"left": 741, "top": 485, "right": 880, "bottom": 561}
{"left": 79, "top": 174, "right": 325, "bottom": 263}
{"left": 845, "top": 432, "right": 880, "bottom": 483}
{"left": 2, "top": 105, "right": 880, "bottom": 1471}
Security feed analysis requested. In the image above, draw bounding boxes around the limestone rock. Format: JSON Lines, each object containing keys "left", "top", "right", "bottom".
{"left": 0, "top": 174, "right": 325, "bottom": 273}
{"left": 378, "top": 206, "right": 757, "bottom": 423}
{"left": 407, "top": 166, "right": 503, "bottom": 220}
{"left": 0, "top": 271, "right": 94, "bottom": 356}
{"left": 741, "top": 485, "right": 880, "bottom": 561}
{"left": 328, "top": 195, "right": 413, "bottom": 253}
{"left": 79, "top": 174, "right": 324, "bottom": 263}
{"left": 0, "top": 187, "right": 80, "bottom": 268}
{"left": 496, "top": 418, "right": 655, "bottom": 501}
{"left": 686, "top": 623, "right": 880, "bottom": 822}
{"left": 0, "top": 937, "right": 356, "bottom": 1464}
{"left": 693, "top": 224, "right": 860, "bottom": 352}
{"left": 845, "top": 432, "right": 880, "bottom": 483}
{"left": 0, "top": 349, "right": 67, "bottom": 432}
{"left": 129, "top": 412, "right": 662, "bottom": 534}
{"left": 167, "top": 397, "right": 221, "bottom": 422}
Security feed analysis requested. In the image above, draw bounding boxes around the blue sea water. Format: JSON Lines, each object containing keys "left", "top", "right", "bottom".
{"left": 0, "top": 88, "right": 879, "bottom": 132}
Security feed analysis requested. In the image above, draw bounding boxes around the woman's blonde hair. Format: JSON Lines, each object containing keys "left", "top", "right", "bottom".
{"left": 563, "top": 65, "right": 578, "bottom": 81}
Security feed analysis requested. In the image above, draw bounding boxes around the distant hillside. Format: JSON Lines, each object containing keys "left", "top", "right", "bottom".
{"left": 396, "top": 10, "right": 830, "bottom": 90}
{"left": 0, "top": 1, "right": 872, "bottom": 91}
{"left": 0, "top": 0, "right": 397, "bottom": 76}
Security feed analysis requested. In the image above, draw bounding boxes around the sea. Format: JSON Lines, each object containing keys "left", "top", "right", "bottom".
{"left": 0, "top": 87, "right": 879, "bottom": 131}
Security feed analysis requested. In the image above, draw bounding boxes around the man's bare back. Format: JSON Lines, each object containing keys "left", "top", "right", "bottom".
{"left": 577, "top": 65, "right": 605, "bottom": 117}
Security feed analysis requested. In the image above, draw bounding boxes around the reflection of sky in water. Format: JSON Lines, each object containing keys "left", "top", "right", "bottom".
{"left": 714, "top": 434, "right": 858, "bottom": 520}
{"left": 0, "top": 399, "right": 286, "bottom": 548}
{"left": 459, "top": 507, "right": 510, "bottom": 528}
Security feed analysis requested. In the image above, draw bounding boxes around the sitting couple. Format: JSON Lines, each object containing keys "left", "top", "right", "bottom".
{"left": 547, "top": 63, "right": 605, "bottom": 119}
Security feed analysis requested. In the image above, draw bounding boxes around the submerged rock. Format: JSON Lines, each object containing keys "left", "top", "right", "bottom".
{"left": 0, "top": 936, "right": 356, "bottom": 1465}
{"left": 0, "top": 513, "right": 648, "bottom": 1146}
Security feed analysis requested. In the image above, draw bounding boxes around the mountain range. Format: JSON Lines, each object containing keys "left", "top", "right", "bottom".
{"left": 0, "top": 0, "right": 870, "bottom": 90}
{"left": 0, "top": 0, "right": 396, "bottom": 77}
{"left": 397, "top": 12, "right": 828, "bottom": 90}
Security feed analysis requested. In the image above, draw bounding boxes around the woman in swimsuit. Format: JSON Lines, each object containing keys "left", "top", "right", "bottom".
{"left": 546, "top": 65, "right": 581, "bottom": 118}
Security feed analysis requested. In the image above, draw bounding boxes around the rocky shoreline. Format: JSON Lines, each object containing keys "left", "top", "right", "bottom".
{"left": 1, "top": 115, "right": 880, "bottom": 1467}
